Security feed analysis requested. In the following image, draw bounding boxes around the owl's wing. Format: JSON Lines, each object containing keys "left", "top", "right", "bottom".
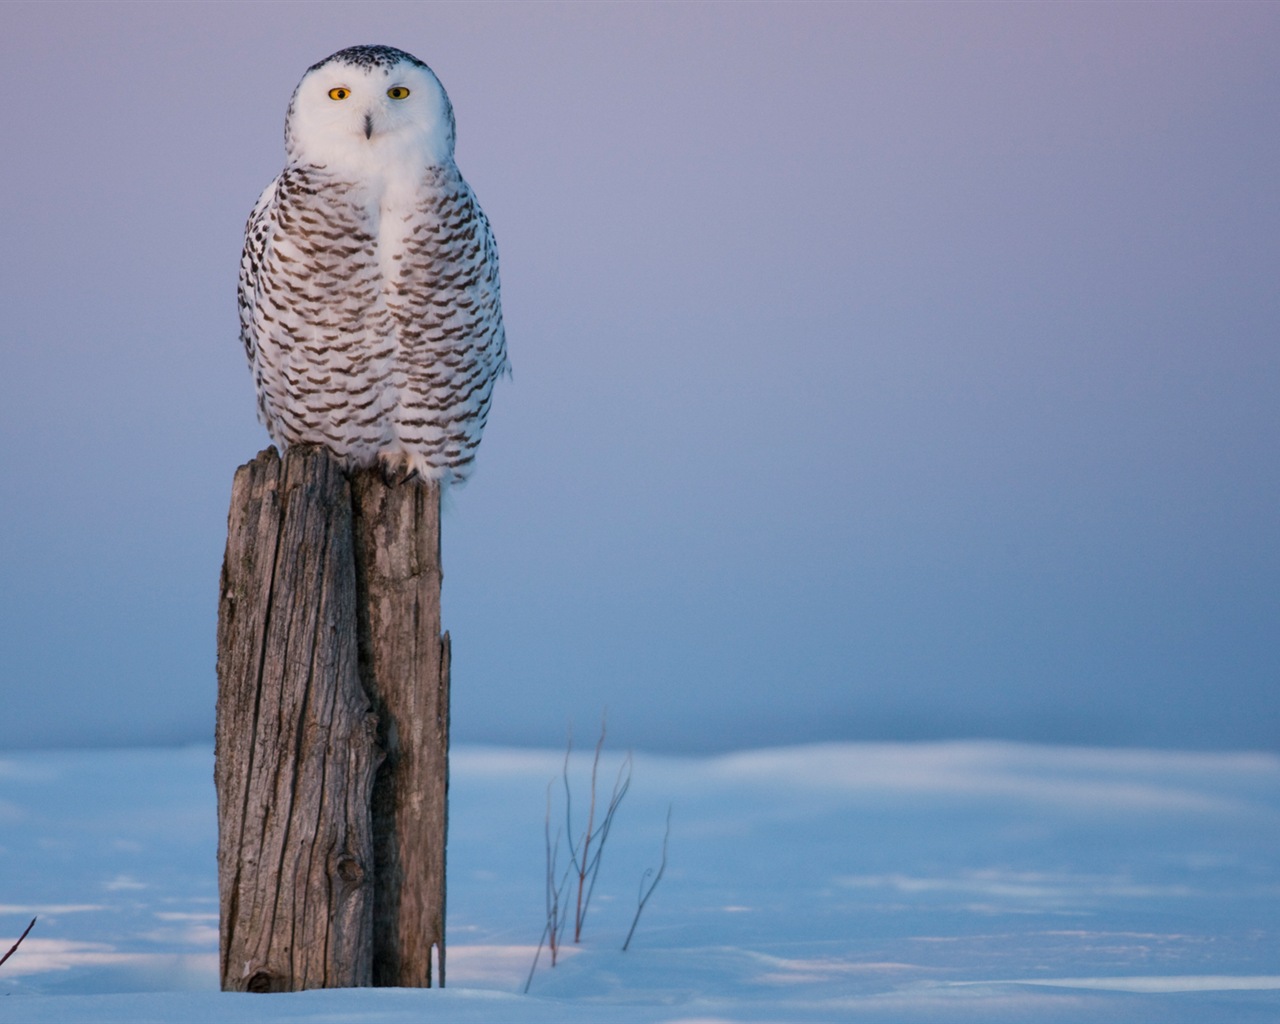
{"left": 470, "top": 193, "right": 511, "bottom": 382}
{"left": 237, "top": 176, "right": 281, "bottom": 364}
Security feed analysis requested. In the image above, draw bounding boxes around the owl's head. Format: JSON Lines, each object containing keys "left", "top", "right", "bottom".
{"left": 284, "top": 45, "right": 456, "bottom": 172}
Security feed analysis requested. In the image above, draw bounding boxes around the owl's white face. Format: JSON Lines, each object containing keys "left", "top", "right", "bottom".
{"left": 285, "top": 49, "right": 455, "bottom": 175}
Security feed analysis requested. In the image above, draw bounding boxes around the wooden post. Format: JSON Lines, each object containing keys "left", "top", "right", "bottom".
{"left": 352, "top": 470, "right": 449, "bottom": 988}
{"left": 215, "top": 446, "right": 449, "bottom": 992}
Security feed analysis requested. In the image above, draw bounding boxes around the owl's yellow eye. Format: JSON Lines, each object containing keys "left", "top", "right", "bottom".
{"left": 328, "top": 87, "right": 350, "bottom": 101}
{"left": 387, "top": 86, "right": 411, "bottom": 100}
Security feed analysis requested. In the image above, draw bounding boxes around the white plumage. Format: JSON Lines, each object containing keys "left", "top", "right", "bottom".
{"left": 238, "top": 45, "right": 508, "bottom": 485}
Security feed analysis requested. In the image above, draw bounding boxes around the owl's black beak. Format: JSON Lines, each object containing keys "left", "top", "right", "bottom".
{"left": 363, "top": 113, "right": 374, "bottom": 139}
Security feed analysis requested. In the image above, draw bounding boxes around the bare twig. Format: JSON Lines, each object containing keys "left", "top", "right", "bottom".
{"left": 527, "top": 716, "right": 642, "bottom": 992}
{"left": 622, "top": 806, "right": 670, "bottom": 951}
{"left": 565, "top": 716, "right": 631, "bottom": 944}
{"left": 572, "top": 725, "right": 602, "bottom": 943}
{"left": 581, "top": 752, "right": 630, "bottom": 938}
{"left": 526, "top": 782, "right": 572, "bottom": 993}
{"left": 0, "top": 917, "right": 36, "bottom": 970}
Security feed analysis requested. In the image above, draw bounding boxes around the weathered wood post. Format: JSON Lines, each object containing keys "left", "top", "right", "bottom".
{"left": 351, "top": 463, "right": 450, "bottom": 988}
{"left": 215, "top": 445, "right": 449, "bottom": 992}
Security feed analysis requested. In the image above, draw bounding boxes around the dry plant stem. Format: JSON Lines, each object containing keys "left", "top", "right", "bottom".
{"left": 524, "top": 796, "right": 555, "bottom": 993}
{"left": 525, "top": 784, "right": 572, "bottom": 993}
{"left": 583, "top": 755, "right": 630, "bottom": 931}
{"left": 547, "top": 802, "right": 558, "bottom": 968}
{"left": 563, "top": 721, "right": 632, "bottom": 945}
{"left": 522, "top": 916, "right": 552, "bottom": 998}
{"left": 527, "top": 718, "right": 633, "bottom": 992}
{"left": 0, "top": 917, "right": 36, "bottom": 970}
{"left": 523, "top": 918, "right": 550, "bottom": 996}
{"left": 622, "top": 806, "right": 671, "bottom": 952}
{"left": 572, "top": 728, "right": 602, "bottom": 943}
{"left": 545, "top": 786, "right": 568, "bottom": 967}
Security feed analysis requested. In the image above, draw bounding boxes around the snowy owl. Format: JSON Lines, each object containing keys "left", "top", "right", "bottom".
{"left": 238, "top": 44, "right": 508, "bottom": 485}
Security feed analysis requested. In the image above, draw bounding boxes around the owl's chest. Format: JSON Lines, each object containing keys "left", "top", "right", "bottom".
{"left": 281, "top": 171, "right": 452, "bottom": 290}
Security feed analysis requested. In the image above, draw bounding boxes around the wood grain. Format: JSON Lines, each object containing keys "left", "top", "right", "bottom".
{"left": 215, "top": 446, "right": 448, "bottom": 992}
{"left": 352, "top": 471, "right": 449, "bottom": 988}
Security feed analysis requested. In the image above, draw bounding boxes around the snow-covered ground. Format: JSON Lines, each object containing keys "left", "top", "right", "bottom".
{"left": 1, "top": 741, "right": 1278, "bottom": 1022}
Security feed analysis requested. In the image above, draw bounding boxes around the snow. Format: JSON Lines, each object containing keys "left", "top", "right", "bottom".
{"left": 1, "top": 741, "right": 1278, "bottom": 1022}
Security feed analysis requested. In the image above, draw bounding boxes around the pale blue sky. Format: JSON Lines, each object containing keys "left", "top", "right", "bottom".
{"left": 0, "top": 2, "right": 1276, "bottom": 752}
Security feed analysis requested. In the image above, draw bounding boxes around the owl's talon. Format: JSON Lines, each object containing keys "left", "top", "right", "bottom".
{"left": 376, "top": 452, "right": 411, "bottom": 487}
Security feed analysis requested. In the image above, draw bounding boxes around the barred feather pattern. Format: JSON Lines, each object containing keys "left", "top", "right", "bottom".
{"left": 237, "top": 45, "right": 508, "bottom": 486}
